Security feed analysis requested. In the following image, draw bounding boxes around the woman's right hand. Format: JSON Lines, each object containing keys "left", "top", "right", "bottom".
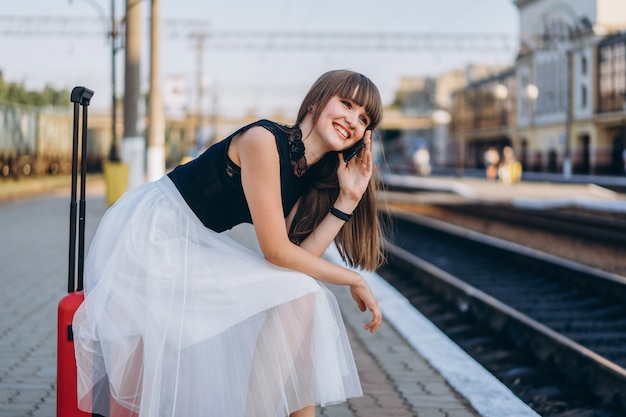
{"left": 336, "top": 130, "right": 373, "bottom": 207}
{"left": 350, "top": 276, "right": 382, "bottom": 333}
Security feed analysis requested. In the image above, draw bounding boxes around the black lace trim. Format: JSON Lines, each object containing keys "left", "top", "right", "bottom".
{"left": 288, "top": 126, "right": 307, "bottom": 177}
{"left": 224, "top": 121, "right": 307, "bottom": 179}
{"left": 268, "top": 123, "right": 307, "bottom": 178}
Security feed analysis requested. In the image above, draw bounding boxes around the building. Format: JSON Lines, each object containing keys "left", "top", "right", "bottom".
{"left": 450, "top": 0, "right": 626, "bottom": 176}
{"left": 451, "top": 68, "right": 517, "bottom": 172}
{"left": 596, "top": 32, "right": 626, "bottom": 174}
{"left": 382, "top": 65, "right": 509, "bottom": 172}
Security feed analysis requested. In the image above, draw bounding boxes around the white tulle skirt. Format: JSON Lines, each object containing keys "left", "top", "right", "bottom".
{"left": 72, "top": 176, "right": 361, "bottom": 417}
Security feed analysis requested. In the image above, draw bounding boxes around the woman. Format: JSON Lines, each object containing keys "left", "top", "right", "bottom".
{"left": 73, "top": 69, "right": 385, "bottom": 417}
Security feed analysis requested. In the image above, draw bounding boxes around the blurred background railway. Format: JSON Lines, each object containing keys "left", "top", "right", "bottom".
{"left": 2, "top": 2, "right": 626, "bottom": 186}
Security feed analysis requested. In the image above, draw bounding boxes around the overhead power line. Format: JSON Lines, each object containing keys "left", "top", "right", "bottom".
{"left": 0, "top": 15, "right": 207, "bottom": 39}
{"left": 0, "top": 15, "right": 519, "bottom": 53}
{"left": 192, "top": 31, "right": 519, "bottom": 53}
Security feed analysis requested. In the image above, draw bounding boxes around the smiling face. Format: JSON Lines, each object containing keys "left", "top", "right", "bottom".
{"left": 315, "top": 95, "right": 370, "bottom": 151}
{"left": 296, "top": 70, "right": 383, "bottom": 133}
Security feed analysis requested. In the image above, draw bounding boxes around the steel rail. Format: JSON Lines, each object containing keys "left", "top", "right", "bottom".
{"left": 384, "top": 207, "right": 626, "bottom": 407}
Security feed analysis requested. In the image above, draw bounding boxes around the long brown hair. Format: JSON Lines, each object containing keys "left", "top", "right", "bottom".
{"left": 289, "top": 70, "right": 386, "bottom": 270}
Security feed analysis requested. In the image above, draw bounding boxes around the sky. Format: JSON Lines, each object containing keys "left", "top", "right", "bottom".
{"left": 0, "top": 0, "right": 520, "bottom": 118}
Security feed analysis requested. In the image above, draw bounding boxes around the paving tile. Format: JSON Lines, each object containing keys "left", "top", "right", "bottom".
{"left": 1, "top": 190, "right": 488, "bottom": 417}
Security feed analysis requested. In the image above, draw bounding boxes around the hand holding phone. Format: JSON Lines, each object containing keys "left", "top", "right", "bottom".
{"left": 342, "top": 138, "right": 366, "bottom": 163}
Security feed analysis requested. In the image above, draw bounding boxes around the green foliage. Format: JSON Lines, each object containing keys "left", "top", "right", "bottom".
{"left": 0, "top": 70, "right": 69, "bottom": 107}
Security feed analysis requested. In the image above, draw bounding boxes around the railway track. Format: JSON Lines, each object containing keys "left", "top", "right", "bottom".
{"left": 433, "top": 202, "right": 626, "bottom": 246}
{"left": 378, "top": 207, "right": 626, "bottom": 416}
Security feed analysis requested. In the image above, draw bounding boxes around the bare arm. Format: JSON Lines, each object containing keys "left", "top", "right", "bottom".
{"left": 234, "top": 127, "right": 381, "bottom": 332}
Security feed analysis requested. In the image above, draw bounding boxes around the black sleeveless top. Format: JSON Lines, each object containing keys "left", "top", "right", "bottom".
{"left": 167, "top": 119, "right": 309, "bottom": 232}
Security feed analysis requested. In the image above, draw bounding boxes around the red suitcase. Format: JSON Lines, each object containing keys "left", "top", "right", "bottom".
{"left": 57, "top": 87, "right": 139, "bottom": 417}
{"left": 57, "top": 86, "right": 94, "bottom": 417}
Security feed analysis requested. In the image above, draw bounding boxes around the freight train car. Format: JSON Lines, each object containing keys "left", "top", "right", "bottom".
{"left": 35, "top": 110, "right": 74, "bottom": 175}
{"left": 0, "top": 101, "right": 39, "bottom": 177}
{"left": 0, "top": 101, "right": 107, "bottom": 179}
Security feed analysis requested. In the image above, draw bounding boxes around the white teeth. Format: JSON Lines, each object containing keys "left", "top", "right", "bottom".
{"left": 334, "top": 125, "right": 348, "bottom": 138}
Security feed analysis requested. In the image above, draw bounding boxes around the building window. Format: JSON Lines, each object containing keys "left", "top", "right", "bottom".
{"left": 581, "top": 55, "right": 587, "bottom": 75}
{"left": 581, "top": 85, "right": 587, "bottom": 108}
{"left": 598, "top": 38, "right": 626, "bottom": 112}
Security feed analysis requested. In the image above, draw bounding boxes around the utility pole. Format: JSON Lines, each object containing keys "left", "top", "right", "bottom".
{"left": 455, "top": 92, "right": 465, "bottom": 177}
{"left": 109, "top": 0, "right": 119, "bottom": 161}
{"left": 563, "top": 48, "right": 573, "bottom": 178}
{"left": 68, "top": 0, "right": 120, "bottom": 160}
{"left": 147, "top": 0, "right": 165, "bottom": 182}
{"left": 190, "top": 32, "right": 208, "bottom": 142}
{"left": 102, "top": 0, "right": 131, "bottom": 207}
{"left": 68, "top": 0, "right": 130, "bottom": 204}
{"left": 121, "top": 0, "right": 144, "bottom": 188}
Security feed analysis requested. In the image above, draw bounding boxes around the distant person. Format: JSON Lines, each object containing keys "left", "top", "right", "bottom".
{"left": 484, "top": 147, "right": 500, "bottom": 180}
{"left": 412, "top": 145, "right": 431, "bottom": 176}
{"left": 73, "top": 70, "right": 385, "bottom": 417}
{"left": 498, "top": 146, "right": 522, "bottom": 184}
{"left": 548, "top": 148, "right": 558, "bottom": 173}
{"left": 532, "top": 150, "right": 543, "bottom": 172}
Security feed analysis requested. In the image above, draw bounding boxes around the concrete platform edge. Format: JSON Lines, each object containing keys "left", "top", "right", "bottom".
{"left": 324, "top": 246, "right": 541, "bottom": 417}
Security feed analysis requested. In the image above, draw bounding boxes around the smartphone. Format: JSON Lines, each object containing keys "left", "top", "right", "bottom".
{"left": 342, "top": 138, "right": 366, "bottom": 163}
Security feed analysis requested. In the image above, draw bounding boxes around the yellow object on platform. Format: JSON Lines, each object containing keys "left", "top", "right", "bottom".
{"left": 498, "top": 161, "right": 522, "bottom": 184}
{"left": 103, "top": 161, "right": 129, "bottom": 206}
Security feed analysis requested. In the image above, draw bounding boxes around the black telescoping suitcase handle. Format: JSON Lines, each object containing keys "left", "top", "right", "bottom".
{"left": 68, "top": 86, "right": 94, "bottom": 294}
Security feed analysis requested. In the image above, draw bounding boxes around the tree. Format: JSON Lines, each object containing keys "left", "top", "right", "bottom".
{"left": 0, "top": 70, "right": 69, "bottom": 107}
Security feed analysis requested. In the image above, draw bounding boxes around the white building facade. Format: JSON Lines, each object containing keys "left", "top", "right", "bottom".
{"left": 515, "top": 0, "right": 626, "bottom": 175}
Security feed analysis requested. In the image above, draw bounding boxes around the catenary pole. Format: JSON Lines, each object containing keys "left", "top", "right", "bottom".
{"left": 122, "top": 0, "right": 145, "bottom": 188}
{"left": 147, "top": 0, "right": 165, "bottom": 181}
{"left": 109, "top": 0, "right": 119, "bottom": 161}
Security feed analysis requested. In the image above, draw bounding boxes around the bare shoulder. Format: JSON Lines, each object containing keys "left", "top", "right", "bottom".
{"left": 237, "top": 125, "right": 275, "bottom": 144}
{"left": 229, "top": 125, "right": 276, "bottom": 166}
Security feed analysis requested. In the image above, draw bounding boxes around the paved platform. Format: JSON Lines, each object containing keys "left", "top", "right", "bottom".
{"left": 0, "top": 180, "right": 539, "bottom": 417}
{"left": 382, "top": 172, "right": 626, "bottom": 212}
